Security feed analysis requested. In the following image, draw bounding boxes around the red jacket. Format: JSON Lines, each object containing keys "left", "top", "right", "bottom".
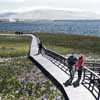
{"left": 75, "top": 55, "right": 85, "bottom": 70}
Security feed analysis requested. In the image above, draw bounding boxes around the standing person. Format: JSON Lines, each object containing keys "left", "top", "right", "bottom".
{"left": 36, "top": 37, "right": 43, "bottom": 55}
{"left": 38, "top": 41, "right": 43, "bottom": 54}
{"left": 73, "top": 54, "right": 85, "bottom": 87}
{"left": 63, "top": 55, "right": 78, "bottom": 86}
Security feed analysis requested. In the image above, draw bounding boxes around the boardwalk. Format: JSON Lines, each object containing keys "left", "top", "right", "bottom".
{"left": 0, "top": 33, "right": 100, "bottom": 100}
{"left": 29, "top": 35, "right": 97, "bottom": 100}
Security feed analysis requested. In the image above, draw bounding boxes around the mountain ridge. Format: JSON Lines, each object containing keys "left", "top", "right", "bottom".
{"left": 1, "top": 9, "right": 100, "bottom": 20}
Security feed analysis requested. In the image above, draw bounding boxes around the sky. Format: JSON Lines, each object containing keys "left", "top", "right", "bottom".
{"left": 0, "top": 0, "right": 100, "bottom": 13}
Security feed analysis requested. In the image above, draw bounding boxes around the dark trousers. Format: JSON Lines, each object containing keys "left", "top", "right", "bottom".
{"left": 68, "top": 64, "right": 75, "bottom": 80}
{"left": 38, "top": 47, "right": 42, "bottom": 54}
{"left": 78, "top": 68, "right": 82, "bottom": 80}
{"left": 68, "top": 65, "right": 83, "bottom": 80}
{"left": 64, "top": 65, "right": 83, "bottom": 86}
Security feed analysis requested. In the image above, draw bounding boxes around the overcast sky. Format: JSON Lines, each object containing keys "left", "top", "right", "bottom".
{"left": 0, "top": 0, "right": 100, "bottom": 13}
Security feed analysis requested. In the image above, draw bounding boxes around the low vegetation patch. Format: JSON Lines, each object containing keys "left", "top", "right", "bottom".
{"left": 36, "top": 32, "right": 100, "bottom": 56}
{"left": 0, "top": 35, "right": 31, "bottom": 57}
{"left": 0, "top": 57, "right": 63, "bottom": 100}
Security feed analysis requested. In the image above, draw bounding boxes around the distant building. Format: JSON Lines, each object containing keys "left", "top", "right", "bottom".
{"left": 0, "top": 18, "right": 16, "bottom": 22}
{"left": 9, "top": 18, "right": 16, "bottom": 22}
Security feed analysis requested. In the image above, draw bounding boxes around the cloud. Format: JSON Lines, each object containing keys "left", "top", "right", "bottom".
{"left": 0, "top": 0, "right": 100, "bottom": 14}
{"left": 0, "top": 0, "right": 24, "bottom": 2}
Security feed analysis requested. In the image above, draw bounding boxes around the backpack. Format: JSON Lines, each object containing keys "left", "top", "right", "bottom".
{"left": 67, "top": 55, "right": 77, "bottom": 66}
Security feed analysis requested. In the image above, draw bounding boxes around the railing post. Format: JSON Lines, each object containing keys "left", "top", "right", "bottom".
{"left": 97, "top": 79, "right": 100, "bottom": 100}
{"left": 98, "top": 90, "right": 100, "bottom": 100}
{"left": 82, "top": 68, "right": 86, "bottom": 84}
{"left": 91, "top": 76, "right": 95, "bottom": 92}
{"left": 89, "top": 72, "right": 92, "bottom": 89}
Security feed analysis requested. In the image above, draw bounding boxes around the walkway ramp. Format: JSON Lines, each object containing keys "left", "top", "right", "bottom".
{"left": 33, "top": 54, "right": 96, "bottom": 100}
{"left": 29, "top": 35, "right": 99, "bottom": 100}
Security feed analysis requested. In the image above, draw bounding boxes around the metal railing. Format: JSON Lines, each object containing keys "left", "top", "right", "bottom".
{"left": 44, "top": 49, "right": 67, "bottom": 66}
{"left": 85, "top": 62, "right": 100, "bottom": 74}
{"left": 82, "top": 67, "right": 100, "bottom": 100}
{"left": 43, "top": 47, "right": 100, "bottom": 100}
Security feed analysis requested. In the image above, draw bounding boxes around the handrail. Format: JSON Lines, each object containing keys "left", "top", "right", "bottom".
{"left": 44, "top": 48, "right": 68, "bottom": 65}
{"left": 45, "top": 48, "right": 100, "bottom": 74}
{"left": 84, "top": 66, "right": 100, "bottom": 79}
{"left": 43, "top": 47, "right": 100, "bottom": 100}
{"left": 82, "top": 67, "right": 100, "bottom": 100}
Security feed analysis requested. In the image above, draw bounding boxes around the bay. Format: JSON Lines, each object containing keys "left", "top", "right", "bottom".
{"left": 0, "top": 20, "right": 100, "bottom": 36}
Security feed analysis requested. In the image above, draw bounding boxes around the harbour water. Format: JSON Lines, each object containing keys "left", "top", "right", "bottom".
{"left": 0, "top": 20, "right": 100, "bottom": 36}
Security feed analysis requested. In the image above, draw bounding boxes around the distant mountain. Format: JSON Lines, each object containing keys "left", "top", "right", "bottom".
{"left": 1, "top": 9, "right": 100, "bottom": 20}
{"left": 0, "top": 12, "right": 16, "bottom": 18}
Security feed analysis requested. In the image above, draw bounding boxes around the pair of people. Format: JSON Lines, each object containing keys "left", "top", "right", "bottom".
{"left": 15, "top": 31, "right": 23, "bottom": 35}
{"left": 64, "top": 54, "right": 85, "bottom": 87}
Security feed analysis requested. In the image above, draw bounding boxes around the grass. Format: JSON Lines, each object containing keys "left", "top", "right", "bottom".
{"left": 45, "top": 45, "right": 73, "bottom": 55}
{"left": 0, "top": 57, "right": 64, "bottom": 100}
{"left": 1, "top": 32, "right": 100, "bottom": 57}
{"left": 35, "top": 32, "right": 100, "bottom": 56}
{"left": 0, "top": 35, "right": 31, "bottom": 57}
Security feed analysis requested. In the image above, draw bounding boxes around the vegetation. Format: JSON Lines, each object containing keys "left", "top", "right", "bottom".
{"left": 0, "top": 36, "right": 31, "bottom": 57}
{"left": 35, "top": 32, "right": 100, "bottom": 56}
{"left": 1, "top": 32, "right": 100, "bottom": 57}
{"left": 0, "top": 57, "right": 63, "bottom": 100}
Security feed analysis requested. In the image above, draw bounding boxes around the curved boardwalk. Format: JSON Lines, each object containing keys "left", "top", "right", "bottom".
{"left": 28, "top": 34, "right": 96, "bottom": 100}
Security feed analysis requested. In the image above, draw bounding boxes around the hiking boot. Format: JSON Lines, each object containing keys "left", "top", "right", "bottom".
{"left": 63, "top": 79, "right": 73, "bottom": 87}
{"left": 73, "top": 78, "right": 80, "bottom": 87}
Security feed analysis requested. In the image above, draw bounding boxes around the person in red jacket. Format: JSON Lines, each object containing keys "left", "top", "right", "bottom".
{"left": 73, "top": 54, "right": 85, "bottom": 87}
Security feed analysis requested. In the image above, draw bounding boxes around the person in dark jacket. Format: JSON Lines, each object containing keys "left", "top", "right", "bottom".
{"left": 36, "top": 36, "right": 43, "bottom": 55}
{"left": 38, "top": 41, "right": 43, "bottom": 54}
{"left": 63, "top": 55, "right": 77, "bottom": 86}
